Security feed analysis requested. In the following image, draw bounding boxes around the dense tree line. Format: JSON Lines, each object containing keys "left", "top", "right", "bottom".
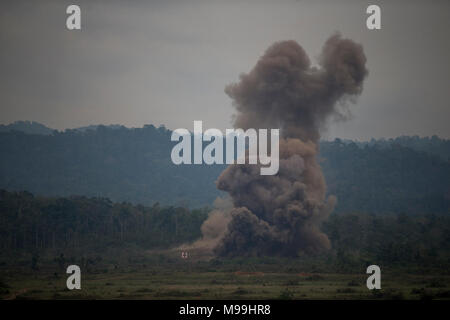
{"left": 0, "top": 124, "right": 449, "bottom": 214}
{"left": 1, "top": 190, "right": 449, "bottom": 271}
{"left": 0, "top": 190, "right": 208, "bottom": 252}
{"left": 323, "top": 212, "right": 450, "bottom": 270}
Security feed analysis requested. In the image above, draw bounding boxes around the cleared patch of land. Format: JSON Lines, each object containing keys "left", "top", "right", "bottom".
{"left": 1, "top": 270, "right": 450, "bottom": 300}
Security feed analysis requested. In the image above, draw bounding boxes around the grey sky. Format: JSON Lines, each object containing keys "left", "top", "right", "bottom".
{"left": 1, "top": 0, "right": 449, "bottom": 140}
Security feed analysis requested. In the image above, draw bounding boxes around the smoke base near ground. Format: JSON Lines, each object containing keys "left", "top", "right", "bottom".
{"left": 190, "top": 33, "right": 368, "bottom": 257}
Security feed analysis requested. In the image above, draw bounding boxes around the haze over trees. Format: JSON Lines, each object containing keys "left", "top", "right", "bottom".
{"left": 0, "top": 122, "right": 448, "bottom": 214}
{"left": 0, "top": 124, "right": 225, "bottom": 208}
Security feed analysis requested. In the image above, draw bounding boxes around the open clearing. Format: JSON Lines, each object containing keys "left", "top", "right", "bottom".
{"left": 1, "top": 270, "right": 450, "bottom": 300}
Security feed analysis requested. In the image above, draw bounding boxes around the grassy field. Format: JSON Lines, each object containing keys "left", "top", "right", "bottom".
{"left": 2, "top": 268, "right": 450, "bottom": 300}
{"left": 1, "top": 248, "right": 449, "bottom": 300}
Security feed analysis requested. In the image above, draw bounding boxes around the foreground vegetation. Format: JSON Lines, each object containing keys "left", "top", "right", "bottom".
{"left": 1, "top": 190, "right": 449, "bottom": 299}
{"left": 2, "top": 257, "right": 450, "bottom": 300}
{"left": 1, "top": 190, "right": 449, "bottom": 270}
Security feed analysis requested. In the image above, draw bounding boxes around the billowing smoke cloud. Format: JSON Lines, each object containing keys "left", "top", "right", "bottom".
{"left": 205, "top": 33, "right": 368, "bottom": 257}
{"left": 215, "top": 139, "right": 337, "bottom": 256}
{"left": 178, "top": 197, "right": 232, "bottom": 255}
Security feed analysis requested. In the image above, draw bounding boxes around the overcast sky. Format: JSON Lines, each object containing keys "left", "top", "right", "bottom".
{"left": 1, "top": 0, "right": 449, "bottom": 140}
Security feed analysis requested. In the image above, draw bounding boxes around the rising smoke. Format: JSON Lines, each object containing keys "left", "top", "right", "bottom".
{"left": 200, "top": 33, "right": 368, "bottom": 257}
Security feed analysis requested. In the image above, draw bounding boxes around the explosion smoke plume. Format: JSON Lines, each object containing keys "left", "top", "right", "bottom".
{"left": 207, "top": 34, "right": 367, "bottom": 257}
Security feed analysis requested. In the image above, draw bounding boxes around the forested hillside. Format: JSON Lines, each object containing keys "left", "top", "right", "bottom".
{"left": 0, "top": 121, "right": 54, "bottom": 135}
{"left": 0, "top": 123, "right": 449, "bottom": 214}
{"left": 320, "top": 141, "right": 450, "bottom": 214}
{"left": 0, "top": 125, "right": 225, "bottom": 208}
{"left": 349, "top": 135, "right": 450, "bottom": 161}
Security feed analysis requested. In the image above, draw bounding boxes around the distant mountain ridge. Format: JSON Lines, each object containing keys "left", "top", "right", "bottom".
{"left": 2, "top": 120, "right": 449, "bottom": 161}
{"left": 0, "top": 121, "right": 448, "bottom": 213}
{"left": 71, "top": 124, "right": 125, "bottom": 132}
{"left": 0, "top": 121, "right": 54, "bottom": 135}
{"left": 335, "top": 136, "right": 450, "bottom": 162}
{"left": 0, "top": 121, "right": 126, "bottom": 135}
{"left": 0, "top": 124, "right": 225, "bottom": 208}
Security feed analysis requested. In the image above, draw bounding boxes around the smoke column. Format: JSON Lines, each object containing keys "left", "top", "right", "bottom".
{"left": 212, "top": 33, "right": 368, "bottom": 257}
